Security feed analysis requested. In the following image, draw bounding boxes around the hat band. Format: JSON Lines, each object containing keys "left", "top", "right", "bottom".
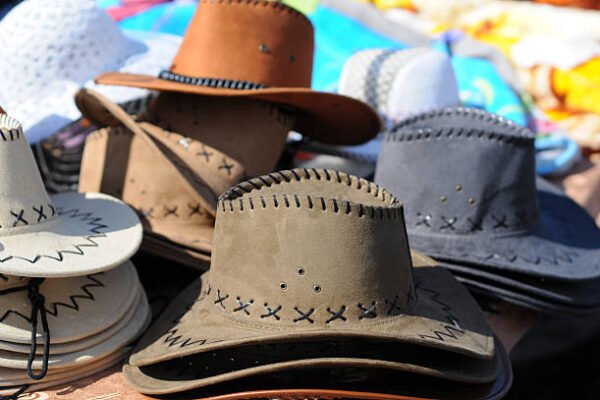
{"left": 158, "top": 71, "right": 269, "bottom": 90}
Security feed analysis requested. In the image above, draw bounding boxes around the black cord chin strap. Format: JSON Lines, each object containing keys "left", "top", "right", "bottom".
{"left": 0, "top": 278, "right": 50, "bottom": 399}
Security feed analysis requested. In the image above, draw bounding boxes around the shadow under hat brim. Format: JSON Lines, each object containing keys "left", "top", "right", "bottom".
{"left": 0, "top": 192, "right": 142, "bottom": 278}
{"left": 125, "top": 340, "right": 509, "bottom": 400}
{"left": 124, "top": 253, "right": 496, "bottom": 393}
{"left": 94, "top": 72, "right": 382, "bottom": 145}
{"left": 407, "top": 178, "right": 600, "bottom": 282}
{"left": 440, "top": 260, "right": 600, "bottom": 313}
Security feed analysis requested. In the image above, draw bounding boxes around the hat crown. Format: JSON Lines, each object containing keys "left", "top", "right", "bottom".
{"left": 338, "top": 48, "right": 460, "bottom": 127}
{"left": 375, "top": 107, "right": 538, "bottom": 236}
{"left": 209, "top": 169, "right": 416, "bottom": 327}
{"left": 0, "top": 0, "right": 135, "bottom": 109}
{"left": 0, "top": 114, "right": 56, "bottom": 232}
{"left": 167, "top": 0, "right": 314, "bottom": 89}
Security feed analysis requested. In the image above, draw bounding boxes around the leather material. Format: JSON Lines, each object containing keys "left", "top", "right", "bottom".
{"left": 122, "top": 168, "right": 500, "bottom": 395}
{"left": 78, "top": 89, "right": 257, "bottom": 268}
{"left": 87, "top": 0, "right": 381, "bottom": 145}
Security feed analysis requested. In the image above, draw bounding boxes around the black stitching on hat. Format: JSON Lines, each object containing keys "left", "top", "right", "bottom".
{"left": 159, "top": 71, "right": 269, "bottom": 90}
{"left": 492, "top": 214, "right": 509, "bottom": 229}
{"left": 164, "top": 206, "right": 179, "bottom": 218}
{"left": 358, "top": 302, "right": 377, "bottom": 319}
{"left": 293, "top": 307, "right": 315, "bottom": 323}
{"left": 11, "top": 210, "right": 28, "bottom": 227}
{"left": 188, "top": 204, "right": 202, "bottom": 217}
{"left": 233, "top": 297, "right": 254, "bottom": 315}
{"left": 261, "top": 304, "right": 282, "bottom": 320}
{"left": 385, "top": 295, "right": 402, "bottom": 315}
{"left": 326, "top": 306, "right": 347, "bottom": 323}
{"left": 214, "top": 290, "right": 229, "bottom": 309}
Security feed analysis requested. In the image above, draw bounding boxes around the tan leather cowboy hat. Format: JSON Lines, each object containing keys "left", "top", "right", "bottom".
{"left": 123, "top": 169, "right": 501, "bottom": 395}
{"left": 89, "top": 0, "right": 381, "bottom": 145}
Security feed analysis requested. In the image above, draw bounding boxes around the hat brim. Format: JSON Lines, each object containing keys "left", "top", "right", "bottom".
{"left": 440, "top": 260, "right": 600, "bottom": 312}
{"left": 0, "top": 261, "right": 139, "bottom": 344}
{"left": 124, "top": 336, "right": 511, "bottom": 399}
{"left": 141, "top": 233, "right": 211, "bottom": 271}
{"left": 0, "top": 348, "right": 127, "bottom": 394}
{"left": 124, "top": 252, "right": 496, "bottom": 394}
{"left": 0, "top": 192, "right": 142, "bottom": 278}
{"left": 0, "top": 287, "right": 143, "bottom": 355}
{"left": 94, "top": 72, "right": 382, "bottom": 145}
{"left": 407, "top": 178, "right": 600, "bottom": 282}
{"left": 0, "top": 288, "right": 149, "bottom": 371}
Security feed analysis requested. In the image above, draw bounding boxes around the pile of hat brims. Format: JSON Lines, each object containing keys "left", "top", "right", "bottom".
{"left": 0, "top": 112, "right": 148, "bottom": 396}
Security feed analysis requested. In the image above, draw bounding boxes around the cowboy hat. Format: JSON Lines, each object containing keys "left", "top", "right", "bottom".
{"left": 375, "top": 107, "right": 600, "bottom": 282}
{"left": 123, "top": 168, "right": 500, "bottom": 395}
{"left": 0, "top": 113, "right": 142, "bottom": 278}
{"left": 89, "top": 0, "right": 381, "bottom": 145}
{"left": 0, "top": 0, "right": 180, "bottom": 143}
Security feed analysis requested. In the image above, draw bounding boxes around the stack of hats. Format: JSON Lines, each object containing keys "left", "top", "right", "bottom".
{"left": 122, "top": 168, "right": 512, "bottom": 399}
{"left": 0, "top": 112, "right": 149, "bottom": 397}
{"left": 375, "top": 107, "right": 600, "bottom": 315}
{"left": 298, "top": 47, "right": 461, "bottom": 167}
{"left": 76, "top": 0, "right": 380, "bottom": 269}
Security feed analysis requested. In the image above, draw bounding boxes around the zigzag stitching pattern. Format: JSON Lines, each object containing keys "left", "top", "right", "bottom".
{"left": 0, "top": 207, "right": 111, "bottom": 264}
{"left": 44, "top": 274, "right": 104, "bottom": 317}
{"left": 163, "top": 328, "right": 208, "bottom": 348}
{"left": 0, "top": 274, "right": 105, "bottom": 324}
{"left": 416, "top": 283, "right": 465, "bottom": 342}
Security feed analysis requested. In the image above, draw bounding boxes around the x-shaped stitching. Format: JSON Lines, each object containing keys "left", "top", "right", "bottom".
{"left": 261, "top": 304, "right": 282, "bottom": 320}
{"left": 197, "top": 145, "right": 213, "bottom": 163}
{"left": 358, "top": 302, "right": 377, "bottom": 319}
{"left": 467, "top": 217, "right": 483, "bottom": 232}
{"left": 416, "top": 213, "right": 432, "bottom": 227}
{"left": 164, "top": 206, "right": 179, "bottom": 218}
{"left": 515, "top": 211, "right": 528, "bottom": 226}
{"left": 32, "top": 205, "right": 47, "bottom": 222}
{"left": 233, "top": 297, "right": 254, "bottom": 315}
{"left": 11, "top": 210, "right": 28, "bottom": 227}
{"left": 440, "top": 216, "right": 457, "bottom": 230}
{"left": 293, "top": 307, "right": 315, "bottom": 323}
{"left": 214, "top": 290, "right": 229, "bottom": 309}
{"left": 219, "top": 158, "right": 234, "bottom": 176}
{"left": 188, "top": 203, "right": 202, "bottom": 217}
{"left": 385, "top": 295, "right": 402, "bottom": 315}
{"left": 492, "top": 214, "right": 509, "bottom": 229}
{"left": 326, "top": 306, "right": 347, "bottom": 323}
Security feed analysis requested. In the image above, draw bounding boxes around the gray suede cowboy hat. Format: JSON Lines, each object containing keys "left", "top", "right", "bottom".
{"left": 375, "top": 107, "right": 600, "bottom": 282}
{"left": 123, "top": 168, "right": 501, "bottom": 395}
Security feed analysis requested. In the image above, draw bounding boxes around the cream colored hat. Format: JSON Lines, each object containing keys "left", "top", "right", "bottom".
{"left": 0, "top": 113, "right": 142, "bottom": 278}
{"left": 0, "top": 262, "right": 150, "bottom": 397}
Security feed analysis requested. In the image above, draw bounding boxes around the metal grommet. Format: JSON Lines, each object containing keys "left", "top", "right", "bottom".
{"left": 280, "top": 282, "right": 287, "bottom": 290}
{"left": 297, "top": 268, "right": 305, "bottom": 275}
{"left": 313, "top": 285, "right": 321, "bottom": 293}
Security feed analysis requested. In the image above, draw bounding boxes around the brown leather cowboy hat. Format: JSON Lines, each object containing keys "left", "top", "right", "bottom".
{"left": 90, "top": 0, "right": 381, "bottom": 145}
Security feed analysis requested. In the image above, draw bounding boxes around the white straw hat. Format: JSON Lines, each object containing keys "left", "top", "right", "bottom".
{"left": 0, "top": 113, "right": 142, "bottom": 277}
{"left": 0, "top": 0, "right": 181, "bottom": 143}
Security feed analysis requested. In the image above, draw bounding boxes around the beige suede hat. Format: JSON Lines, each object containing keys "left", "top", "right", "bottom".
{"left": 0, "top": 262, "right": 150, "bottom": 397}
{"left": 78, "top": 89, "right": 293, "bottom": 269}
{"left": 124, "top": 169, "right": 499, "bottom": 395}
{"left": 0, "top": 113, "right": 142, "bottom": 278}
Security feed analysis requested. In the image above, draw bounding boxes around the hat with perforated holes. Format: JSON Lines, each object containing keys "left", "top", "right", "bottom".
{"left": 0, "top": 0, "right": 180, "bottom": 143}
{"left": 375, "top": 107, "right": 600, "bottom": 283}
{"left": 122, "top": 168, "right": 503, "bottom": 395}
